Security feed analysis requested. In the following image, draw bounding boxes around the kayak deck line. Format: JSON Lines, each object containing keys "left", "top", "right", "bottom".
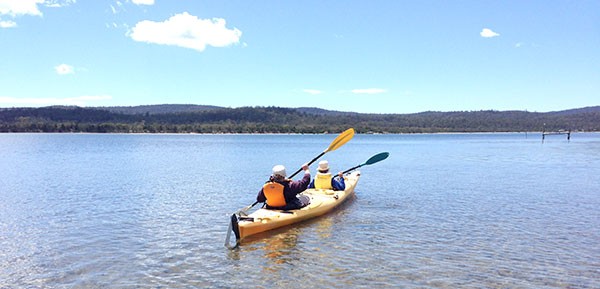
{"left": 225, "top": 171, "right": 360, "bottom": 248}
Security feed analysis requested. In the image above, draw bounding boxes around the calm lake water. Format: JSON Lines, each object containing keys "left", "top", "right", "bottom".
{"left": 1, "top": 133, "right": 599, "bottom": 288}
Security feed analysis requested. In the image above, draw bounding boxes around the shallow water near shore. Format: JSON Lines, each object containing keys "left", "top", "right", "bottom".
{"left": 1, "top": 133, "right": 599, "bottom": 288}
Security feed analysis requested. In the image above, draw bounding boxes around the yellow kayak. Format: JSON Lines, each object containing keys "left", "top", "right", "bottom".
{"left": 227, "top": 171, "right": 360, "bottom": 246}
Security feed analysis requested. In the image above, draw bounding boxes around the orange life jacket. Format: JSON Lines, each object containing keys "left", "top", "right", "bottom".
{"left": 262, "top": 182, "right": 286, "bottom": 207}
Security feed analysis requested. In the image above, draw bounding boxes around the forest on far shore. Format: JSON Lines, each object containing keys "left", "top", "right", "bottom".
{"left": 1, "top": 105, "right": 599, "bottom": 133}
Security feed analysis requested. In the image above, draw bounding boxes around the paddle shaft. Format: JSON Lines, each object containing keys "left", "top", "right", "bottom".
{"left": 288, "top": 151, "right": 326, "bottom": 179}
{"left": 247, "top": 201, "right": 259, "bottom": 210}
{"left": 342, "top": 164, "right": 363, "bottom": 175}
{"left": 341, "top": 152, "right": 390, "bottom": 174}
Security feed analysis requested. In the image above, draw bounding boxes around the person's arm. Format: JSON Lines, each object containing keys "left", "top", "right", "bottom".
{"left": 332, "top": 172, "right": 346, "bottom": 191}
{"left": 256, "top": 189, "right": 266, "bottom": 203}
{"left": 289, "top": 164, "right": 310, "bottom": 193}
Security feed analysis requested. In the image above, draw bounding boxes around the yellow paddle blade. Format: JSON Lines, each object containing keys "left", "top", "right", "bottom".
{"left": 326, "top": 128, "right": 355, "bottom": 153}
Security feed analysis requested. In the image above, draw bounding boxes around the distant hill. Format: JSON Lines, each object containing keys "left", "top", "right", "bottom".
{"left": 1, "top": 105, "right": 599, "bottom": 133}
{"left": 545, "top": 106, "right": 600, "bottom": 116}
{"left": 294, "top": 107, "right": 359, "bottom": 116}
{"left": 96, "top": 104, "right": 358, "bottom": 116}
{"left": 98, "top": 104, "right": 223, "bottom": 115}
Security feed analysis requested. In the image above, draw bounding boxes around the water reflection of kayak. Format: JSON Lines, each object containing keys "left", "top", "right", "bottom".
{"left": 228, "top": 171, "right": 360, "bottom": 245}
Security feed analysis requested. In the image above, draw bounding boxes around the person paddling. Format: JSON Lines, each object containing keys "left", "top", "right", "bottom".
{"left": 308, "top": 160, "right": 345, "bottom": 191}
{"left": 256, "top": 164, "right": 311, "bottom": 210}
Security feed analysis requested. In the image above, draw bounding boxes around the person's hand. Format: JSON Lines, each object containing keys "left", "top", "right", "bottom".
{"left": 302, "top": 163, "right": 309, "bottom": 171}
{"left": 337, "top": 172, "right": 344, "bottom": 178}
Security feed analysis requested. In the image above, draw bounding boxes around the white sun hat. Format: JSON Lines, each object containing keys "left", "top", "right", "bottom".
{"left": 318, "top": 160, "right": 330, "bottom": 172}
{"left": 272, "top": 165, "right": 286, "bottom": 178}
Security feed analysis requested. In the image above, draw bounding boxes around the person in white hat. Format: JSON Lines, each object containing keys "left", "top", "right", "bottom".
{"left": 309, "top": 160, "right": 345, "bottom": 191}
{"left": 256, "top": 163, "right": 311, "bottom": 210}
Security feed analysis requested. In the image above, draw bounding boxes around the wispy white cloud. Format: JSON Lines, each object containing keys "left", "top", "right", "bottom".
{"left": 109, "top": 1, "right": 126, "bottom": 14}
{"left": 303, "top": 89, "right": 322, "bottom": 95}
{"left": 44, "top": 0, "right": 76, "bottom": 8}
{"left": 55, "top": 63, "right": 74, "bottom": 75}
{"left": 132, "top": 0, "right": 154, "bottom": 5}
{"left": 0, "top": 0, "right": 75, "bottom": 16}
{"left": 0, "top": 0, "right": 74, "bottom": 28}
{"left": 129, "top": 12, "right": 242, "bottom": 52}
{"left": 480, "top": 28, "right": 500, "bottom": 38}
{"left": 351, "top": 88, "right": 387, "bottom": 94}
{"left": 0, "top": 0, "right": 44, "bottom": 17}
{"left": 0, "top": 95, "right": 112, "bottom": 107}
{"left": 0, "top": 20, "right": 17, "bottom": 28}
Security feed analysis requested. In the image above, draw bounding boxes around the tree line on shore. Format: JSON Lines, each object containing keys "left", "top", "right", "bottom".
{"left": 1, "top": 105, "right": 599, "bottom": 133}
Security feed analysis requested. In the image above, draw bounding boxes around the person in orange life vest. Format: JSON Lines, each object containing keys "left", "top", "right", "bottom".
{"left": 308, "top": 160, "right": 345, "bottom": 191}
{"left": 256, "top": 163, "right": 311, "bottom": 210}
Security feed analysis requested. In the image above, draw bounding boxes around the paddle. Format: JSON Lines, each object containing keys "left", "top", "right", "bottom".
{"left": 288, "top": 128, "right": 356, "bottom": 178}
{"left": 237, "top": 128, "right": 355, "bottom": 214}
{"left": 341, "top": 152, "right": 389, "bottom": 175}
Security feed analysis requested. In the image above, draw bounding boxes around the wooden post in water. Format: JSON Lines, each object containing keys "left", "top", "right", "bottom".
{"left": 542, "top": 129, "right": 571, "bottom": 143}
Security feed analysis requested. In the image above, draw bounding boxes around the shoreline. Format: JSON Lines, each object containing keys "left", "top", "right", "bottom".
{"left": 1, "top": 131, "right": 597, "bottom": 135}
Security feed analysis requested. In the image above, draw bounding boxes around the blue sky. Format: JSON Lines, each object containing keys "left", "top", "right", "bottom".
{"left": 1, "top": 0, "right": 598, "bottom": 113}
